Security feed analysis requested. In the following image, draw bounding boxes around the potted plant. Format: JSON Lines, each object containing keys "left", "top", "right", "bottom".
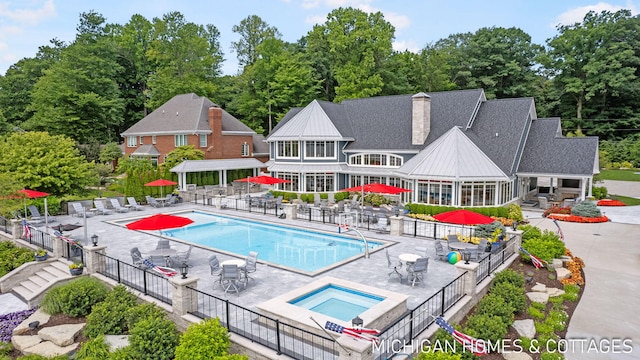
{"left": 34, "top": 249, "right": 48, "bottom": 261}
{"left": 69, "top": 262, "right": 84, "bottom": 276}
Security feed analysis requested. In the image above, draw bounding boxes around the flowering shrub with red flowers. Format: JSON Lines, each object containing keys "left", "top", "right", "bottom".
{"left": 547, "top": 213, "right": 609, "bottom": 223}
{"left": 543, "top": 206, "right": 571, "bottom": 218}
{"left": 596, "top": 199, "right": 626, "bottom": 206}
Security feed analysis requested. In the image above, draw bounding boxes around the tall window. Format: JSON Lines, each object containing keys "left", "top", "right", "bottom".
{"left": 139, "top": 136, "right": 144, "bottom": 145}
{"left": 127, "top": 136, "right": 137, "bottom": 147}
{"left": 276, "top": 173, "right": 299, "bottom": 192}
{"left": 241, "top": 142, "right": 250, "bottom": 157}
{"left": 175, "top": 135, "right": 187, "bottom": 147}
{"left": 199, "top": 134, "right": 207, "bottom": 147}
{"left": 152, "top": 135, "right": 157, "bottom": 144}
{"left": 305, "top": 141, "right": 335, "bottom": 158}
{"left": 305, "top": 174, "right": 334, "bottom": 192}
{"left": 277, "top": 141, "right": 299, "bottom": 158}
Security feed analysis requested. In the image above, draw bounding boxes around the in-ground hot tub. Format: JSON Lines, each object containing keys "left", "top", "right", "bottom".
{"left": 257, "top": 276, "right": 408, "bottom": 336}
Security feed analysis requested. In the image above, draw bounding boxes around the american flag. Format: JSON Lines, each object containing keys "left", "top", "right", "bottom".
{"left": 435, "top": 317, "right": 487, "bottom": 356}
{"left": 22, "top": 219, "right": 31, "bottom": 239}
{"left": 53, "top": 230, "right": 78, "bottom": 246}
{"left": 519, "top": 246, "right": 546, "bottom": 269}
{"left": 325, "top": 321, "right": 380, "bottom": 344}
{"left": 552, "top": 219, "right": 565, "bottom": 241}
{"left": 142, "top": 259, "right": 177, "bottom": 277}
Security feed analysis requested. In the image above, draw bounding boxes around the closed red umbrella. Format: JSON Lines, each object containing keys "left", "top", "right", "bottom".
{"left": 125, "top": 213, "right": 194, "bottom": 231}
{"left": 433, "top": 209, "right": 494, "bottom": 225}
{"left": 144, "top": 179, "right": 178, "bottom": 198}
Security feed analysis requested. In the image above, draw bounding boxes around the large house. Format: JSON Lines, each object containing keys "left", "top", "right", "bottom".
{"left": 121, "top": 93, "right": 269, "bottom": 165}
{"left": 264, "top": 89, "right": 599, "bottom": 206}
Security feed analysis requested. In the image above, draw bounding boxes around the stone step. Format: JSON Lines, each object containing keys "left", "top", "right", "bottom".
{"left": 42, "top": 266, "right": 69, "bottom": 279}
{"left": 27, "top": 275, "right": 49, "bottom": 288}
{"left": 50, "top": 261, "right": 70, "bottom": 272}
{"left": 20, "top": 280, "right": 42, "bottom": 294}
{"left": 12, "top": 260, "right": 73, "bottom": 303}
{"left": 12, "top": 285, "right": 35, "bottom": 302}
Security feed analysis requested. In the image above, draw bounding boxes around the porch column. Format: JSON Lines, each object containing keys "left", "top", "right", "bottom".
{"left": 581, "top": 178, "right": 587, "bottom": 200}
{"left": 587, "top": 177, "right": 592, "bottom": 198}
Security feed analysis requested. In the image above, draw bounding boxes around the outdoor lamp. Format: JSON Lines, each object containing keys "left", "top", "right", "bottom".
{"left": 512, "top": 221, "right": 518, "bottom": 231}
{"left": 463, "top": 249, "right": 471, "bottom": 264}
{"left": 352, "top": 316, "right": 363, "bottom": 329}
{"left": 91, "top": 234, "right": 98, "bottom": 247}
{"left": 218, "top": 189, "right": 224, "bottom": 196}
{"left": 180, "top": 261, "right": 189, "bottom": 279}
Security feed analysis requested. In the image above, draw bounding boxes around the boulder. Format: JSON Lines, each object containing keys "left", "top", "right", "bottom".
{"left": 38, "top": 323, "right": 85, "bottom": 347}
{"left": 11, "top": 335, "right": 42, "bottom": 352}
{"left": 526, "top": 292, "right": 549, "bottom": 304}
{"left": 105, "top": 335, "right": 130, "bottom": 350}
{"left": 13, "top": 309, "right": 51, "bottom": 335}
{"left": 531, "top": 282, "right": 547, "bottom": 292}
{"left": 556, "top": 267, "right": 571, "bottom": 280}
{"left": 511, "top": 319, "right": 536, "bottom": 338}
{"left": 550, "top": 259, "right": 563, "bottom": 269}
{"left": 547, "top": 287, "right": 566, "bottom": 297}
{"left": 21, "top": 341, "right": 78, "bottom": 357}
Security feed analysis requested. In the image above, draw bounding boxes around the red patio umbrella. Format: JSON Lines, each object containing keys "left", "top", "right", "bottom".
{"left": 125, "top": 213, "right": 194, "bottom": 231}
{"left": 17, "top": 189, "right": 51, "bottom": 229}
{"left": 433, "top": 209, "right": 494, "bottom": 225}
{"left": 235, "top": 175, "right": 291, "bottom": 194}
{"left": 144, "top": 179, "right": 178, "bottom": 198}
{"left": 341, "top": 183, "right": 411, "bottom": 195}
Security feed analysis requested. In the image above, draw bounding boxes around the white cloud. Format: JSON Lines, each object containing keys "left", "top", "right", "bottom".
{"left": 0, "top": 0, "right": 56, "bottom": 25}
{"left": 302, "top": 0, "right": 321, "bottom": 9}
{"left": 305, "top": 14, "right": 326, "bottom": 25}
{"left": 0, "top": 25, "right": 24, "bottom": 36}
{"left": 393, "top": 39, "right": 419, "bottom": 53}
{"left": 552, "top": 1, "right": 639, "bottom": 28}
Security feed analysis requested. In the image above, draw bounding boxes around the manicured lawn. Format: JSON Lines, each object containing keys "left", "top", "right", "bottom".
{"left": 610, "top": 195, "right": 640, "bottom": 206}
{"left": 597, "top": 169, "right": 640, "bottom": 181}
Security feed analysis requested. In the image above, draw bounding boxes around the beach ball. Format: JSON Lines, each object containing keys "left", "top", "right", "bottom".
{"left": 447, "top": 251, "right": 461, "bottom": 264}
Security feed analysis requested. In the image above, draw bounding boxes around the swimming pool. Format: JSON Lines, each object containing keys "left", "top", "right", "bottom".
{"left": 289, "top": 284, "right": 384, "bottom": 321}
{"left": 153, "top": 211, "right": 383, "bottom": 274}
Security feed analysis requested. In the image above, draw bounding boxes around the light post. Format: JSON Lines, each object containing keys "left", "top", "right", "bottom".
{"left": 91, "top": 234, "right": 98, "bottom": 247}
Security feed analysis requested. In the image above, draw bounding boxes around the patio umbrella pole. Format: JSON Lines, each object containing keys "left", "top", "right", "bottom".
{"left": 83, "top": 210, "right": 88, "bottom": 245}
{"left": 44, "top": 198, "right": 48, "bottom": 233}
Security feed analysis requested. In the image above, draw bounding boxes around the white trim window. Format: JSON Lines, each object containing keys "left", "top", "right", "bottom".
{"left": 152, "top": 135, "right": 157, "bottom": 144}
{"left": 139, "top": 136, "right": 144, "bottom": 145}
{"left": 349, "top": 153, "right": 403, "bottom": 167}
{"left": 241, "top": 142, "right": 250, "bottom": 157}
{"left": 305, "top": 141, "right": 335, "bottom": 159}
{"left": 199, "top": 134, "right": 207, "bottom": 148}
{"left": 127, "top": 136, "right": 137, "bottom": 147}
{"left": 175, "top": 135, "right": 187, "bottom": 147}
{"left": 276, "top": 141, "right": 299, "bottom": 158}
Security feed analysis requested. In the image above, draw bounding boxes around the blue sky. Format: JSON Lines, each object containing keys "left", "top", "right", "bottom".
{"left": 0, "top": 0, "right": 638, "bottom": 76}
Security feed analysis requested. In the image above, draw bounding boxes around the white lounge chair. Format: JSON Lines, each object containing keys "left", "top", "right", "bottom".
{"left": 93, "top": 200, "right": 113, "bottom": 215}
{"left": 127, "top": 197, "right": 144, "bottom": 211}
{"left": 70, "top": 202, "right": 94, "bottom": 218}
{"left": 108, "top": 198, "right": 130, "bottom": 213}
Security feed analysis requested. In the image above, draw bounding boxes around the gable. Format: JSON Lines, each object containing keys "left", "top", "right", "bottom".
{"left": 268, "top": 100, "right": 345, "bottom": 141}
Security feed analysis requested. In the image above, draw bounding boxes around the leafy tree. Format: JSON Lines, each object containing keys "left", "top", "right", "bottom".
{"left": 146, "top": 12, "right": 223, "bottom": 110}
{"left": 231, "top": 15, "right": 281, "bottom": 68}
{"left": 100, "top": 142, "right": 123, "bottom": 171}
{"left": 162, "top": 145, "right": 205, "bottom": 170}
{"left": 0, "top": 132, "right": 96, "bottom": 195}
{"left": 26, "top": 12, "right": 124, "bottom": 143}
{"left": 305, "top": 7, "right": 395, "bottom": 102}
{"left": 0, "top": 172, "right": 24, "bottom": 217}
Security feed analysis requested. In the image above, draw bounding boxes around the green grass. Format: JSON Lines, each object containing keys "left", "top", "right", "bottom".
{"left": 607, "top": 195, "right": 640, "bottom": 206}
{"left": 596, "top": 169, "right": 640, "bottom": 181}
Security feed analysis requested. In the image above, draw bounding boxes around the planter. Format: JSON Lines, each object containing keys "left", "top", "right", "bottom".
{"left": 69, "top": 268, "right": 84, "bottom": 276}
{"left": 35, "top": 254, "right": 48, "bottom": 262}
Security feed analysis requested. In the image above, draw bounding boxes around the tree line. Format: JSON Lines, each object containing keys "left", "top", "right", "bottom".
{"left": 0, "top": 7, "right": 639, "bottom": 145}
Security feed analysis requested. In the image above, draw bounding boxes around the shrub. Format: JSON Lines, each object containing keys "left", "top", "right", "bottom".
{"left": 493, "top": 269, "right": 525, "bottom": 288}
{"left": 16, "top": 355, "right": 70, "bottom": 360}
{"left": 128, "top": 316, "right": 179, "bottom": 360}
{"left": 473, "top": 221, "right": 506, "bottom": 240}
{"left": 174, "top": 318, "right": 246, "bottom": 360}
{"left": 475, "top": 293, "right": 515, "bottom": 324}
{"left": 571, "top": 201, "right": 602, "bottom": 218}
{"left": 75, "top": 334, "right": 111, "bottom": 360}
{"left": 546, "top": 309, "right": 568, "bottom": 332}
{"left": 108, "top": 346, "right": 136, "bottom": 360}
{"left": 464, "top": 314, "right": 508, "bottom": 343}
{"left": 522, "top": 230, "right": 565, "bottom": 262}
{"left": 591, "top": 186, "right": 608, "bottom": 200}
{"left": 490, "top": 282, "right": 526, "bottom": 312}
{"left": 527, "top": 306, "right": 545, "bottom": 320}
{"left": 0, "top": 241, "right": 35, "bottom": 278}
{"left": 540, "top": 351, "right": 564, "bottom": 360}
{"left": 84, "top": 285, "right": 139, "bottom": 338}
{"left": 124, "top": 303, "right": 167, "bottom": 331}
{"left": 506, "top": 204, "right": 523, "bottom": 222}
{"left": 41, "top": 277, "right": 109, "bottom": 317}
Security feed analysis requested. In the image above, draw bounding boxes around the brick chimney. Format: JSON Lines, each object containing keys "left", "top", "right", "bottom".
{"left": 412, "top": 92, "right": 431, "bottom": 145}
{"left": 208, "top": 106, "right": 223, "bottom": 158}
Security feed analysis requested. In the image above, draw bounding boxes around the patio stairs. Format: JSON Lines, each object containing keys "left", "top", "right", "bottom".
{"left": 11, "top": 260, "right": 74, "bottom": 307}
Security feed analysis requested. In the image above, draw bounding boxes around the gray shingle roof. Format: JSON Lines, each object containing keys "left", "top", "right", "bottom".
{"left": 132, "top": 144, "right": 161, "bottom": 156}
{"left": 121, "top": 93, "right": 254, "bottom": 136}
{"left": 518, "top": 118, "right": 599, "bottom": 176}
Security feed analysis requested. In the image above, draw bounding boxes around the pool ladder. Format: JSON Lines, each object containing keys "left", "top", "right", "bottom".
{"left": 351, "top": 228, "right": 370, "bottom": 259}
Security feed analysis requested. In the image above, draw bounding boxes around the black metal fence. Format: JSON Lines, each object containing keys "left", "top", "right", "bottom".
{"left": 188, "top": 286, "right": 337, "bottom": 359}
{"left": 372, "top": 272, "right": 467, "bottom": 360}
{"left": 23, "top": 227, "right": 53, "bottom": 252}
{"left": 401, "top": 218, "right": 475, "bottom": 240}
{"left": 476, "top": 237, "right": 517, "bottom": 284}
{"left": 95, "top": 252, "right": 173, "bottom": 304}
{"left": 0, "top": 215, "right": 12, "bottom": 235}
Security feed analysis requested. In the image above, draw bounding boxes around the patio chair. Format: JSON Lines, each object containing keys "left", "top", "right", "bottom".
{"left": 70, "top": 202, "right": 94, "bottom": 218}
{"left": 477, "top": 239, "right": 489, "bottom": 260}
{"left": 173, "top": 245, "right": 193, "bottom": 266}
{"left": 164, "top": 196, "right": 178, "bottom": 207}
{"left": 127, "top": 197, "right": 144, "bottom": 211}
{"left": 446, "top": 234, "right": 460, "bottom": 250}
{"left": 314, "top": 193, "right": 321, "bottom": 207}
{"left": 93, "top": 200, "right": 113, "bottom": 215}
{"left": 336, "top": 201, "right": 345, "bottom": 214}
{"left": 297, "top": 202, "right": 309, "bottom": 215}
{"left": 241, "top": 251, "right": 258, "bottom": 284}
{"left": 377, "top": 217, "right": 388, "bottom": 233}
{"left": 386, "top": 248, "right": 403, "bottom": 280}
{"left": 221, "top": 264, "right": 242, "bottom": 296}
{"left": 415, "top": 246, "right": 428, "bottom": 258}
{"left": 406, "top": 257, "right": 429, "bottom": 286}
{"left": 145, "top": 196, "right": 163, "bottom": 208}
{"left": 108, "top": 198, "right": 130, "bottom": 213}
{"left": 434, "top": 241, "right": 447, "bottom": 261}
{"left": 209, "top": 255, "right": 222, "bottom": 287}
{"left": 130, "top": 247, "right": 147, "bottom": 267}
{"left": 156, "top": 239, "right": 171, "bottom": 250}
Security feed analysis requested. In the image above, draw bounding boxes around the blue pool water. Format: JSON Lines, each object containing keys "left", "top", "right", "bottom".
{"left": 158, "top": 212, "right": 382, "bottom": 273}
{"left": 289, "top": 285, "right": 384, "bottom": 321}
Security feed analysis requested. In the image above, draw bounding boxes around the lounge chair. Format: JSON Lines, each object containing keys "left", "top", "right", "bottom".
{"left": 406, "top": 257, "right": 429, "bottom": 286}
{"left": 29, "top": 205, "right": 57, "bottom": 222}
{"left": 108, "top": 198, "right": 130, "bottom": 213}
{"left": 221, "top": 264, "right": 242, "bottom": 296}
{"left": 173, "top": 245, "right": 193, "bottom": 266}
{"left": 127, "top": 197, "right": 144, "bottom": 211}
{"left": 70, "top": 202, "right": 94, "bottom": 218}
{"left": 93, "top": 200, "right": 113, "bottom": 215}
{"left": 145, "top": 196, "right": 163, "bottom": 208}
{"left": 386, "top": 248, "right": 403, "bottom": 280}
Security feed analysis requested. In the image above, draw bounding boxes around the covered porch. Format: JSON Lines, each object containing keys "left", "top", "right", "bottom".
{"left": 170, "top": 158, "right": 267, "bottom": 192}
{"left": 517, "top": 173, "right": 593, "bottom": 208}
